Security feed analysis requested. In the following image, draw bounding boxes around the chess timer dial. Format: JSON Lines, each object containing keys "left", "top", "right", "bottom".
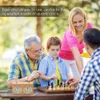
{"left": 12, "top": 82, "right": 33, "bottom": 95}
{"left": 23, "top": 86, "right": 32, "bottom": 94}
{"left": 13, "top": 86, "right": 22, "bottom": 94}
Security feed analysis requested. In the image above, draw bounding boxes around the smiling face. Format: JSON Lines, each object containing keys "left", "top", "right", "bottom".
{"left": 72, "top": 14, "right": 85, "bottom": 32}
{"left": 48, "top": 45, "right": 60, "bottom": 59}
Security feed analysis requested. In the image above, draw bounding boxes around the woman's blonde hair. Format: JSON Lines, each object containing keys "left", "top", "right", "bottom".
{"left": 68, "top": 7, "right": 87, "bottom": 36}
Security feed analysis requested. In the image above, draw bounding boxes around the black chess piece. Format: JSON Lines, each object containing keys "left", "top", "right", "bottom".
{"left": 64, "top": 82, "right": 66, "bottom": 87}
{"left": 48, "top": 81, "right": 50, "bottom": 86}
{"left": 51, "top": 83, "right": 54, "bottom": 88}
{"left": 57, "top": 79, "right": 59, "bottom": 86}
{"left": 59, "top": 82, "right": 62, "bottom": 87}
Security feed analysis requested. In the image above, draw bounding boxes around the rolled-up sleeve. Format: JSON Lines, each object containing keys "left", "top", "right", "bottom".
{"left": 8, "top": 62, "right": 20, "bottom": 81}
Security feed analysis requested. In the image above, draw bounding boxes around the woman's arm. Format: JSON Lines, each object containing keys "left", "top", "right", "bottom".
{"left": 71, "top": 46, "right": 83, "bottom": 73}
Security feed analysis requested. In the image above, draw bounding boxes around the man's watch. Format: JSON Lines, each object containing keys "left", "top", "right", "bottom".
{"left": 25, "top": 76, "right": 30, "bottom": 82}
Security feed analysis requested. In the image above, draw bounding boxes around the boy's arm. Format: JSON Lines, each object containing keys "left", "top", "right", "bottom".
{"left": 66, "top": 74, "right": 71, "bottom": 78}
{"left": 40, "top": 73, "right": 58, "bottom": 81}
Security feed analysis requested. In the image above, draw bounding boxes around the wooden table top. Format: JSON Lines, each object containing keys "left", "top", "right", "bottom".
{"left": 0, "top": 89, "right": 93, "bottom": 100}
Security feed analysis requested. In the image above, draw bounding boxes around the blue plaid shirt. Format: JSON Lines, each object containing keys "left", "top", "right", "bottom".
{"left": 74, "top": 47, "right": 100, "bottom": 100}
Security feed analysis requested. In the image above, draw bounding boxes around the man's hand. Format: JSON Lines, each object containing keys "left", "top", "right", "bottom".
{"left": 31, "top": 71, "right": 41, "bottom": 79}
{"left": 28, "top": 71, "right": 41, "bottom": 82}
{"left": 67, "top": 78, "right": 80, "bottom": 86}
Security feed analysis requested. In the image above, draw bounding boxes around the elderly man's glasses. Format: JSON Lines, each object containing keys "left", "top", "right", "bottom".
{"left": 29, "top": 48, "right": 43, "bottom": 55}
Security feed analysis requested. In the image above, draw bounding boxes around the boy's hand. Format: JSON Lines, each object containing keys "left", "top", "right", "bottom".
{"left": 50, "top": 74, "right": 58, "bottom": 80}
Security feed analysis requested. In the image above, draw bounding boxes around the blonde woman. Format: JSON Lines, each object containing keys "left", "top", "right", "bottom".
{"left": 59, "top": 7, "right": 92, "bottom": 78}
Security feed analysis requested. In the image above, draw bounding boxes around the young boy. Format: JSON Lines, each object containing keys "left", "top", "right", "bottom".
{"left": 38, "top": 37, "right": 70, "bottom": 87}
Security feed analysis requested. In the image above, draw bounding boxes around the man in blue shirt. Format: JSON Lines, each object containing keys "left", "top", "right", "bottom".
{"left": 67, "top": 28, "right": 100, "bottom": 100}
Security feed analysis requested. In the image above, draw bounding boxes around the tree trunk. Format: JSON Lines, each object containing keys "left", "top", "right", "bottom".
{"left": 36, "top": 17, "right": 42, "bottom": 41}
{"left": 36, "top": 0, "right": 44, "bottom": 42}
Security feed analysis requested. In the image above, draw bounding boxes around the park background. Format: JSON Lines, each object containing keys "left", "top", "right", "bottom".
{"left": 0, "top": 0, "right": 100, "bottom": 91}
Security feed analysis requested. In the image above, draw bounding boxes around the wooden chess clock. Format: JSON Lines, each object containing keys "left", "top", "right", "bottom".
{"left": 12, "top": 82, "right": 33, "bottom": 95}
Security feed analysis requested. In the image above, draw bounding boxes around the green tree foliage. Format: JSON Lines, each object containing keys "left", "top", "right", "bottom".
{"left": 0, "top": 0, "right": 100, "bottom": 54}
{"left": 0, "top": 17, "right": 36, "bottom": 55}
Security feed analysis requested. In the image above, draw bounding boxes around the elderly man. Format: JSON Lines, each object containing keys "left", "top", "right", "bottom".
{"left": 7, "top": 36, "right": 45, "bottom": 88}
{"left": 67, "top": 28, "right": 100, "bottom": 100}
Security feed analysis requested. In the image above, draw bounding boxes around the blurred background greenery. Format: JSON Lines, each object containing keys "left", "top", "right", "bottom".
{"left": 0, "top": 0, "right": 100, "bottom": 90}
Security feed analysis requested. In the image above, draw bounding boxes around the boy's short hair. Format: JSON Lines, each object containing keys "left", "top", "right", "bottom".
{"left": 84, "top": 28, "right": 100, "bottom": 49}
{"left": 47, "top": 37, "right": 61, "bottom": 49}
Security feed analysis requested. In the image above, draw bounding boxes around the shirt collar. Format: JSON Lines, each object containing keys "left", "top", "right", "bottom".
{"left": 91, "top": 47, "right": 100, "bottom": 59}
{"left": 24, "top": 50, "right": 29, "bottom": 60}
{"left": 48, "top": 54, "right": 62, "bottom": 62}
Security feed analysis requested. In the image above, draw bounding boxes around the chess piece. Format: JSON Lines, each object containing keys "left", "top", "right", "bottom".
{"left": 60, "top": 82, "right": 64, "bottom": 91}
{"left": 70, "top": 85, "right": 75, "bottom": 91}
{"left": 48, "top": 85, "right": 52, "bottom": 92}
{"left": 57, "top": 79, "right": 59, "bottom": 86}
{"left": 48, "top": 81, "right": 50, "bottom": 87}
{"left": 52, "top": 85, "right": 56, "bottom": 91}
{"left": 64, "top": 84, "right": 68, "bottom": 91}
{"left": 48, "top": 83, "right": 54, "bottom": 92}
{"left": 51, "top": 83, "right": 54, "bottom": 88}
{"left": 67, "top": 86, "right": 71, "bottom": 91}
{"left": 56, "top": 85, "right": 60, "bottom": 91}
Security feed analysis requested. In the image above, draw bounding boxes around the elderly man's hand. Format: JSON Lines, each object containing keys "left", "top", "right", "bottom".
{"left": 27, "top": 71, "right": 41, "bottom": 82}
{"left": 31, "top": 71, "right": 41, "bottom": 79}
{"left": 66, "top": 77, "right": 80, "bottom": 86}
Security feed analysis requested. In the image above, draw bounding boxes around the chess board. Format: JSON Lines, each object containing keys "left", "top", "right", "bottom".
{"left": 38, "top": 86, "right": 75, "bottom": 94}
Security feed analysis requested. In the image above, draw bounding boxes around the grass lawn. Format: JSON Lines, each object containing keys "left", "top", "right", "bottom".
{"left": 0, "top": 67, "right": 11, "bottom": 100}
{"left": 0, "top": 67, "right": 9, "bottom": 90}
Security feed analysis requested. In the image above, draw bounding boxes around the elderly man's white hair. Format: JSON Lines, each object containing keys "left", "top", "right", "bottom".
{"left": 24, "top": 36, "right": 41, "bottom": 49}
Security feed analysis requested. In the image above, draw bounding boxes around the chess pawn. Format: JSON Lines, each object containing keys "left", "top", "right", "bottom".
{"left": 48, "top": 85, "right": 52, "bottom": 92}
{"left": 56, "top": 85, "right": 60, "bottom": 91}
{"left": 65, "top": 85, "right": 68, "bottom": 91}
{"left": 61, "top": 82, "right": 64, "bottom": 91}
{"left": 70, "top": 85, "right": 75, "bottom": 91}
{"left": 64, "top": 83, "right": 68, "bottom": 91}
{"left": 59, "top": 86, "right": 64, "bottom": 91}
{"left": 65, "top": 83, "right": 68, "bottom": 87}
{"left": 67, "top": 86, "right": 71, "bottom": 91}
{"left": 52, "top": 86, "right": 56, "bottom": 92}
{"left": 62, "top": 82, "right": 65, "bottom": 87}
